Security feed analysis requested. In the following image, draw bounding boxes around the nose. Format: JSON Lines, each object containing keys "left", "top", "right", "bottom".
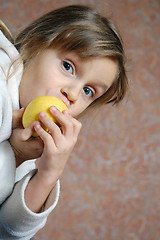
{"left": 61, "top": 84, "right": 82, "bottom": 103}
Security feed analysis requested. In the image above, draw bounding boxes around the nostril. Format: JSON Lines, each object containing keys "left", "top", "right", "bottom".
{"left": 61, "top": 87, "right": 77, "bottom": 104}
{"left": 61, "top": 89, "right": 67, "bottom": 97}
{"left": 62, "top": 92, "right": 67, "bottom": 98}
{"left": 61, "top": 90, "right": 72, "bottom": 105}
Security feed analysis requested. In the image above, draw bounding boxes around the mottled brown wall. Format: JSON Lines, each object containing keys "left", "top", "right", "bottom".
{"left": 1, "top": 0, "right": 160, "bottom": 239}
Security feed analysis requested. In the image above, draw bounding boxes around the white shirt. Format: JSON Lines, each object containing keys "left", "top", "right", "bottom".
{"left": 0, "top": 30, "right": 60, "bottom": 240}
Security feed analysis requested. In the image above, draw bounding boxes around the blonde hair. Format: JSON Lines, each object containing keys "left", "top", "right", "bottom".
{"left": 0, "top": 20, "right": 13, "bottom": 43}
{"left": 15, "top": 5, "right": 128, "bottom": 105}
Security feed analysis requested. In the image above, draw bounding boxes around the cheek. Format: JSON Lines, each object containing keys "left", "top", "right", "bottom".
{"left": 35, "top": 60, "right": 57, "bottom": 83}
{"left": 70, "top": 102, "right": 91, "bottom": 118}
{"left": 40, "top": 69, "right": 64, "bottom": 89}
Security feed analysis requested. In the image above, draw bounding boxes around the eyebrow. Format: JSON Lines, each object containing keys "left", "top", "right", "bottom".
{"left": 92, "top": 80, "right": 108, "bottom": 90}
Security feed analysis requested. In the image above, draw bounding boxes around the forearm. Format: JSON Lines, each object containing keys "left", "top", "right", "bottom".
{"left": 0, "top": 169, "right": 60, "bottom": 239}
{"left": 24, "top": 170, "right": 59, "bottom": 213}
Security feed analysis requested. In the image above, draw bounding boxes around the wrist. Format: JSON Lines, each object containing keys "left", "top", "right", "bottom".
{"left": 25, "top": 170, "right": 58, "bottom": 213}
{"left": 34, "top": 170, "right": 59, "bottom": 190}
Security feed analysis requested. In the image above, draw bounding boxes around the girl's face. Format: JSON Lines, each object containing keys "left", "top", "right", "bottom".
{"left": 19, "top": 49, "right": 118, "bottom": 118}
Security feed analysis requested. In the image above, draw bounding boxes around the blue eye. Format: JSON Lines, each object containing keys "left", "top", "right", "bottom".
{"left": 83, "top": 87, "right": 94, "bottom": 97}
{"left": 63, "top": 61, "right": 74, "bottom": 74}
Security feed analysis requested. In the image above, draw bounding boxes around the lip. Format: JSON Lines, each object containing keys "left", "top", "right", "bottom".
{"left": 62, "top": 99, "right": 70, "bottom": 108}
{"left": 58, "top": 96, "right": 70, "bottom": 108}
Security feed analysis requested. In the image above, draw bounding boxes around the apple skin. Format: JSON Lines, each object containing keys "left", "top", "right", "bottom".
{"left": 22, "top": 96, "right": 69, "bottom": 137}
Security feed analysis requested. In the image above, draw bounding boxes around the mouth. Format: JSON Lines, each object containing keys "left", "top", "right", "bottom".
{"left": 58, "top": 96, "right": 70, "bottom": 108}
{"left": 59, "top": 93, "right": 70, "bottom": 108}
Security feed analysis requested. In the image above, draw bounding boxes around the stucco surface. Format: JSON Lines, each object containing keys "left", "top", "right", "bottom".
{"left": 0, "top": 0, "right": 160, "bottom": 239}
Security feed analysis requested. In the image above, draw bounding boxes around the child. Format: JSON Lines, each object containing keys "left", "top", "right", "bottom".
{"left": 0, "top": 5, "right": 128, "bottom": 239}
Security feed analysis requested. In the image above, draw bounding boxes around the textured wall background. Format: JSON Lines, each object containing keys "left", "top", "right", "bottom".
{"left": 0, "top": 0, "right": 160, "bottom": 239}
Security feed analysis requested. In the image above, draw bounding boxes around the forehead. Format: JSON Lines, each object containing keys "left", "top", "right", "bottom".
{"left": 84, "top": 56, "right": 118, "bottom": 86}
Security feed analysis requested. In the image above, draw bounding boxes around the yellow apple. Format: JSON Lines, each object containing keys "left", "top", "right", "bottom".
{"left": 22, "top": 96, "right": 69, "bottom": 137}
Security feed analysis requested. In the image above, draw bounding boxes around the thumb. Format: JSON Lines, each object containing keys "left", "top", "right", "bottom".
{"left": 20, "top": 122, "right": 37, "bottom": 141}
{"left": 12, "top": 108, "right": 25, "bottom": 129}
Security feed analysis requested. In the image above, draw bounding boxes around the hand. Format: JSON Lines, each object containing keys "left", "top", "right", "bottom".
{"left": 12, "top": 108, "right": 25, "bottom": 129}
{"left": 9, "top": 109, "right": 44, "bottom": 167}
{"left": 24, "top": 106, "right": 82, "bottom": 213}
{"left": 34, "top": 106, "right": 82, "bottom": 183}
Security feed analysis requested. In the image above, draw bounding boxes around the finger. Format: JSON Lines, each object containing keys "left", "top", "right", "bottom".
{"left": 38, "top": 111, "right": 63, "bottom": 146}
{"left": 64, "top": 113, "right": 82, "bottom": 142}
{"left": 49, "top": 107, "right": 73, "bottom": 138}
{"left": 34, "top": 121, "right": 56, "bottom": 151}
{"left": 21, "top": 121, "right": 38, "bottom": 141}
{"left": 12, "top": 108, "right": 25, "bottom": 128}
{"left": 69, "top": 117, "right": 82, "bottom": 140}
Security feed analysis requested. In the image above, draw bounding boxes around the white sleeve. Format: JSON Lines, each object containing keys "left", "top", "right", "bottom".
{"left": 0, "top": 61, "right": 13, "bottom": 142}
{"left": 0, "top": 170, "right": 60, "bottom": 240}
{"left": 0, "top": 141, "right": 16, "bottom": 204}
{"left": 0, "top": 63, "right": 16, "bottom": 204}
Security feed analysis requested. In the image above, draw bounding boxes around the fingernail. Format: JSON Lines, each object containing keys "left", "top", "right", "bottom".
{"left": 33, "top": 121, "right": 40, "bottom": 126}
{"left": 35, "top": 122, "right": 41, "bottom": 129}
{"left": 63, "top": 110, "right": 70, "bottom": 116}
{"left": 50, "top": 106, "right": 57, "bottom": 111}
{"left": 39, "top": 112, "right": 45, "bottom": 117}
